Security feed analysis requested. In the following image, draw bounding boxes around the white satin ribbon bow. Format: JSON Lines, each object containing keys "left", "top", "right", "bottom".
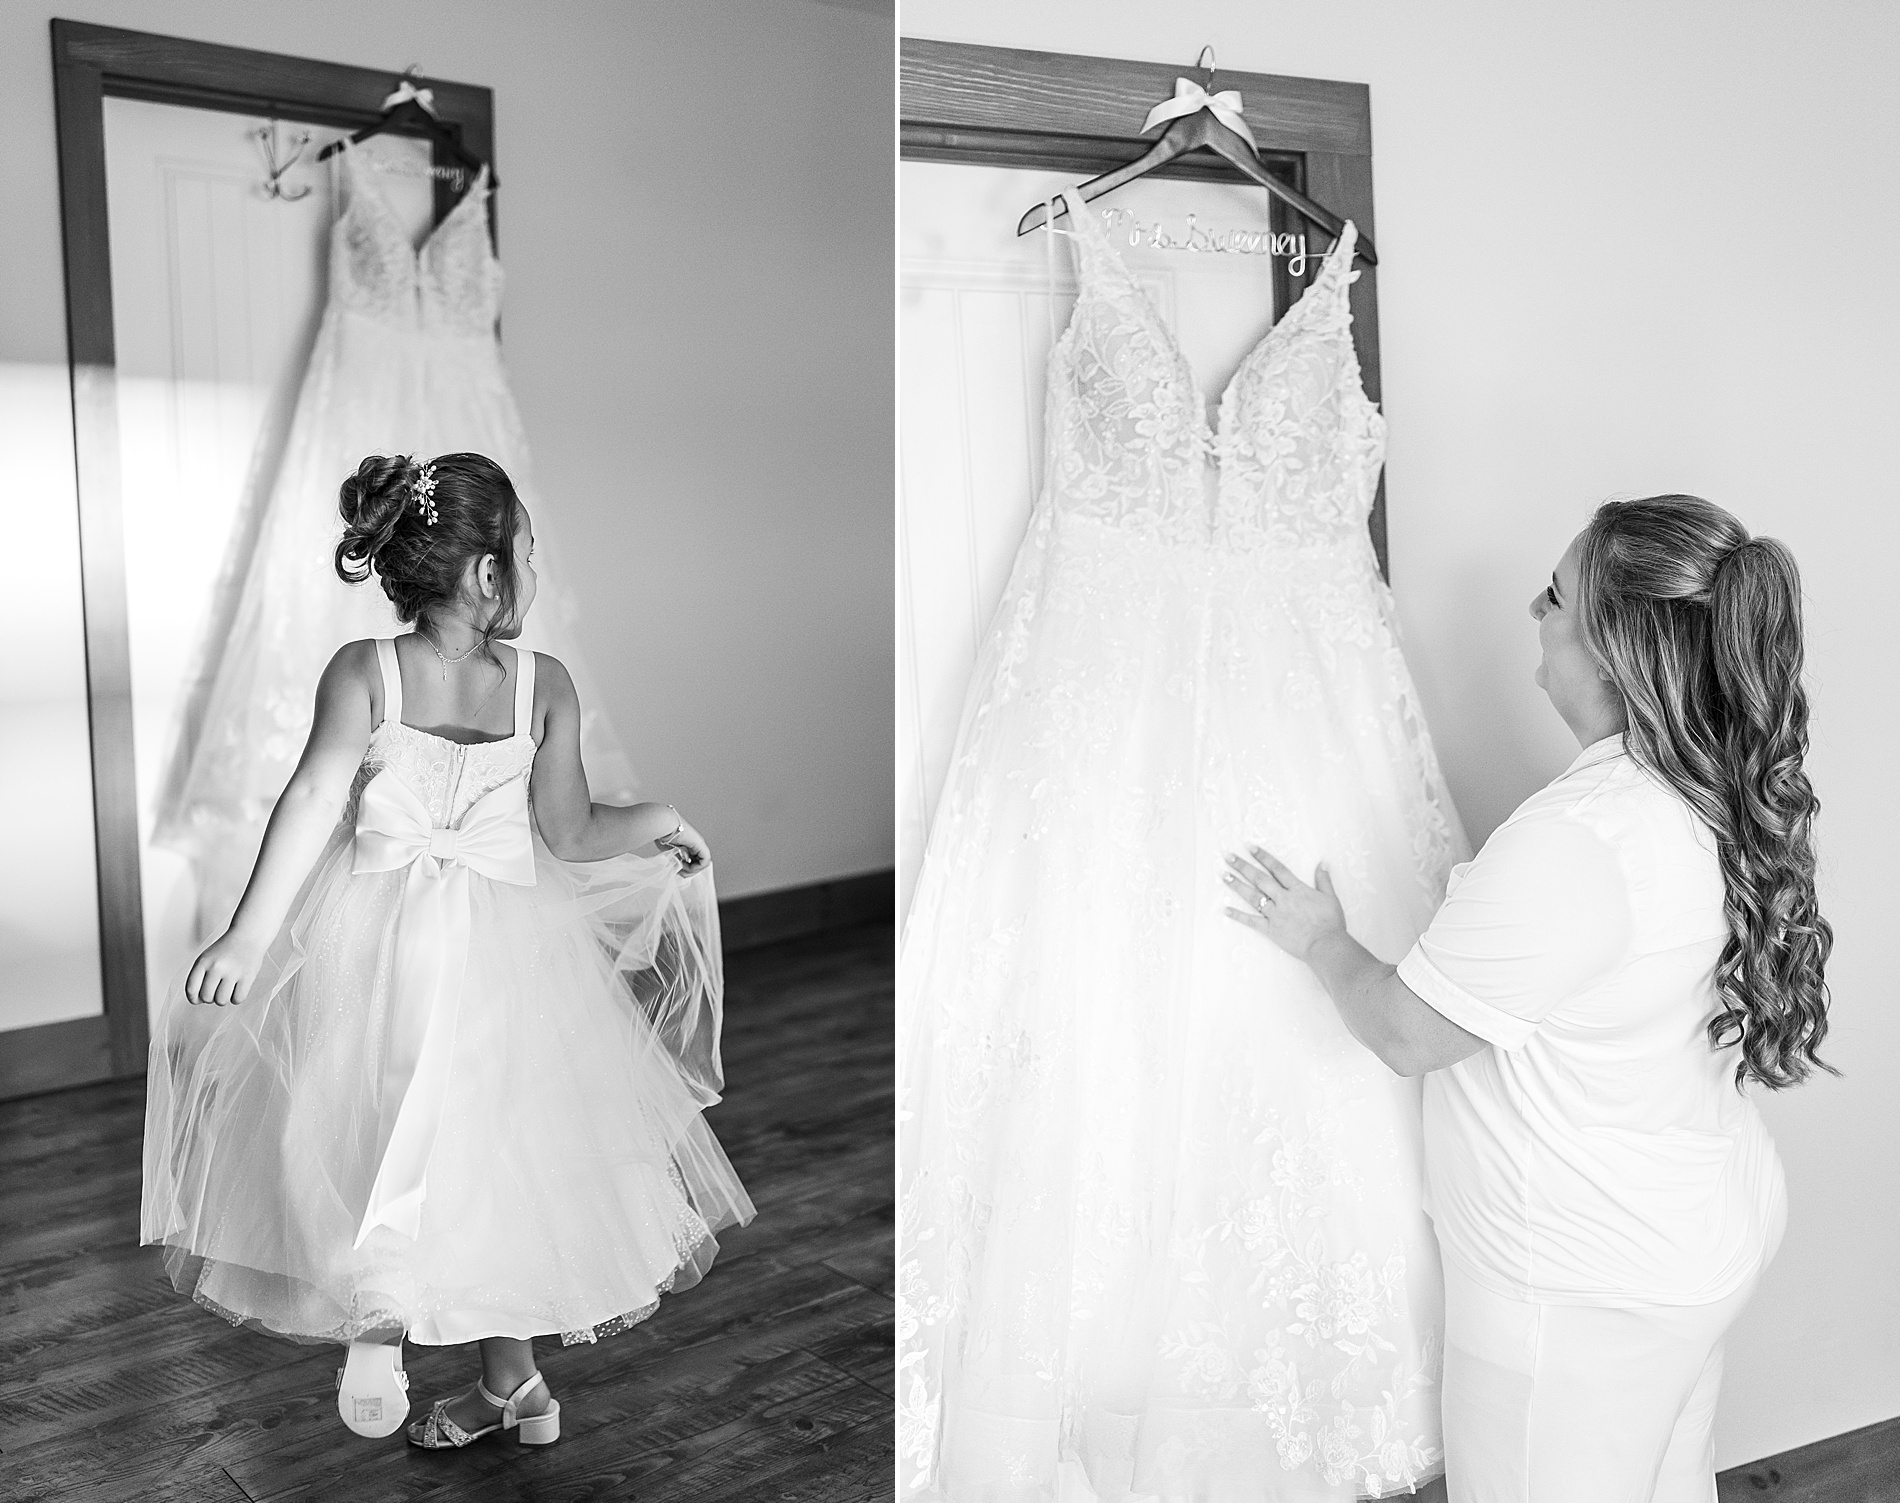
{"left": 1141, "top": 78, "right": 1260, "bottom": 153}
{"left": 349, "top": 770, "right": 536, "bottom": 1248}
{"left": 380, "top": 79, "right": 438, "bottom": 117}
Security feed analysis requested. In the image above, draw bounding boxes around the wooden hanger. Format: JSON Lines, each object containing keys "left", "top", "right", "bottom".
{"left": 316, "top": 69, "right": 496, "bottom": 188}
{"left": 1017, "top": 49, "right": 1374, "bottom": 267}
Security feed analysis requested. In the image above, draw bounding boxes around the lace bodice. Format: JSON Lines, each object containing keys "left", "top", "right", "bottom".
{"left": 346, "top": 639, "right": 537, "bottom": 830}
{"left": 331, "top": 151, "right": 503, "bottom": 337}
{"left": 1047, "top": 192, "right": 1383, "bottom": 551}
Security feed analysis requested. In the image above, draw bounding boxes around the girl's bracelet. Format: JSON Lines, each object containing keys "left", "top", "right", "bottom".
{"left": 654, "top": 804, "right": 684, "bottom": 847}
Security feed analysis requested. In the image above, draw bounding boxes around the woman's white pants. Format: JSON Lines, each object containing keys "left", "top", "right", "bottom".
{"left": 1442, "top": 1259, "right": 1762, "bottom": 1503}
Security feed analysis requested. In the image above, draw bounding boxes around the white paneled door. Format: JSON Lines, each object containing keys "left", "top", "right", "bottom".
{"left": 103, "top": 99, "right": 435, "bottom": 1026}
{"left": 897, "top": 162, "right": 1283, "bottom": 921}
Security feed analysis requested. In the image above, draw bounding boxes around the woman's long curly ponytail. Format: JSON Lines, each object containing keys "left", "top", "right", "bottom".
{"left": 1575, "top": 495, "right": 1834, "bottom": 1090}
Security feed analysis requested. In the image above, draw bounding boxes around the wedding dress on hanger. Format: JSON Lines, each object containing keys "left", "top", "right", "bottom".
{"left": 153, "top": 145, "right": 637, "bottom": 928}
{"left": 898, "top": 193, "right": 1470, "bottom": 1501}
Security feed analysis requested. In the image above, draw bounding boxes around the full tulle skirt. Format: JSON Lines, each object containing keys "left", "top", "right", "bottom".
{"left": 898, "top": 511, "right": 1469, "bottom": 1501}
{"left": 143, "top": 827, "right": 754, "bottom": 1347}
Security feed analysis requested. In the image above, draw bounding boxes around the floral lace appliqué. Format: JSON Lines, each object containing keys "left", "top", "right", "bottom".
{"left": 896, "top": 193, "right": 1470, "bottom": 1501}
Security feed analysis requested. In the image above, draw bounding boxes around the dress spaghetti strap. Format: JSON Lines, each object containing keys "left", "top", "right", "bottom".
{"left": 513, "top": 645, "right": 537, "bottom": 742}
{"left": 1042, "top": 188, "right": 1087, "bottom": 346}
{"left": 375, "top": 638, "right": 404, "bottom": 729}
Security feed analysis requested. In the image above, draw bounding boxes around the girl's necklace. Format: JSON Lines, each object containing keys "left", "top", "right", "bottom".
{"left": 414, "top": 628, "right": 507, "bottom": 728}
{"left": 419, "top": 627, "right": 482, "bottom": 682}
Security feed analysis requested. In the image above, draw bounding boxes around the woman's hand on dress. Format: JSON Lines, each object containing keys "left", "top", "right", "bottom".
{"left": 659, "top": 817, "right": 712, "bottom": 877}
{"left": 186, "top": 929, "right": 268, "bottom": 1006}
{"left": 1223, "top": 847, "right": 1347, "bottom": 963}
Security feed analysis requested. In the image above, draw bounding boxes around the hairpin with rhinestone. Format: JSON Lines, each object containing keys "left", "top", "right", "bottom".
{"left": 411, "top": 459, "right": 439, "bottom": 525}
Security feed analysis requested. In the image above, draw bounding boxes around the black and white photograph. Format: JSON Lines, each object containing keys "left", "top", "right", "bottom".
{"left": 0, "top": 2, "right": 892, "bottom": 1499}
{"left": 897, "top": 5, "right": 1898, "bottom": 1501}
{"left": 7, "top": 2, "right": 1900, "bottom": 1502}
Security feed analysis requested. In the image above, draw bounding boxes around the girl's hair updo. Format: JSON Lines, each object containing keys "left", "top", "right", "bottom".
{"left": 1573, "top": 494, "right": 1833, "bottom": 1091}
{"left": 335, "top": 453, "right": 525, "bottom": 656}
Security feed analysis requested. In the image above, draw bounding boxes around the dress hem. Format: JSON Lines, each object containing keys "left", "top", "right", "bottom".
{"left": 164, "top": 1219, "right": 719, "bottom": 1350}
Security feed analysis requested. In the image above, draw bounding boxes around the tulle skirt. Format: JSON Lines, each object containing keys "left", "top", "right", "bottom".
{"left": 142, "top": 823, "right": 755, "bottom": 1347}
{"left": 898, "top": 510, "right": 1470, "bottom": 1501}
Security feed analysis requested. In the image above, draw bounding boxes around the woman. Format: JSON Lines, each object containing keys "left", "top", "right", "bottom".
{"left": 1226, "top": 495, "right": 1831, "bottom": 1501}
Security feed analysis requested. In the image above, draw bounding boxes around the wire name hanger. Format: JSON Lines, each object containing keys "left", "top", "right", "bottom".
{"left": 315, "top": 65, "right": 496, "bottom": 188}
{"left": 348, "top": 148, "right": 475, "bottom": 192}
{"left": 1099, "top": 205, "right": 1325, "bottom": 275}
{"left": 1017, "top": 46, "right": 1376, "bottom": 267}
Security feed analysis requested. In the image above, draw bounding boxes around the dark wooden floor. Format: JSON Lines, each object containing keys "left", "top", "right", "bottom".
{"left": 1716, "top": 1415, "right": 1900, "bottom": 1501}
{"left": 0, "top": 922, "right": 894, "bottom": 1503}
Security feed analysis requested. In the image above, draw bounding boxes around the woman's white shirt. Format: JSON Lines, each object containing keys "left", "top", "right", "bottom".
{"left": 1396, "top": 735, "right": 1786, "bottom": 1306}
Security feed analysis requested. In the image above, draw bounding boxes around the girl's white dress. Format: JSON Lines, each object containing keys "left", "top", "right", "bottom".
{"left": 142, "top": 638, "right": 754, "bottom": 1346}
{"left": 898, "top": 199, "right": 1470, "bottom": 1500}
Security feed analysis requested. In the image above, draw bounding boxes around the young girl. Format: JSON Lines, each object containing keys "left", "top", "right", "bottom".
{"left": 142, "top": 452, "right": 754, "bottom": 1449}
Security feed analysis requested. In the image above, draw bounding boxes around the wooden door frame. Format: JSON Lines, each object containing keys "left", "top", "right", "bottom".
{"left": 899, "top": 38, "right": 1388, "bottom": 572}
{"left": 16, "top": 20, "right": 495, "bottom": 1100}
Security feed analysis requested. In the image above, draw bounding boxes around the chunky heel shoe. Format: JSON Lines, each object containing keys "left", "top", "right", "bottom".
{"left": 407, "top": 1370, "right": 561, "bottom": 1449}
{"left": 507, "top": 1377, "right": 561, "bottom": 1446}
{"left": 336, "top": 1338, "right": 410, "bottom": 1438}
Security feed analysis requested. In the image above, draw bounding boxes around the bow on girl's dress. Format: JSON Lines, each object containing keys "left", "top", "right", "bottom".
{"left": 349, "top": 770, "right": 536, "bottom": 1248}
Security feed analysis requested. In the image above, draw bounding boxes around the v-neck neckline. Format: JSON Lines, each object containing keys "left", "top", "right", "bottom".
{"left": 1057, "top": 188, "right": 1358, "bottom": 441}
{"left": 341, "top": 144, "right": 488, "bottom": 264}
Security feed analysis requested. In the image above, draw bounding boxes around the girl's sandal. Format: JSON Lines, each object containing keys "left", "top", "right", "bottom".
{"left": 407, "top": 1370, "right": 561, "bottom": 1449}
{"left": 336, "top": 1338, "right": 411, "bottom": 1438}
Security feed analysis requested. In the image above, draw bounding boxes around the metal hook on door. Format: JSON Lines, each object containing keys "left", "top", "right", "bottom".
{"left": 253, "top": 118, "right": 313, "bottom": 201}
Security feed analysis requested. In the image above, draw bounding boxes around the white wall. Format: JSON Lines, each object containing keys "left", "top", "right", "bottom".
{"left": 902, "top": 0, "right": 1900, "bottom": 1470}
{"left": 0, "top": 0, "right": 892, "bottom": 902}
